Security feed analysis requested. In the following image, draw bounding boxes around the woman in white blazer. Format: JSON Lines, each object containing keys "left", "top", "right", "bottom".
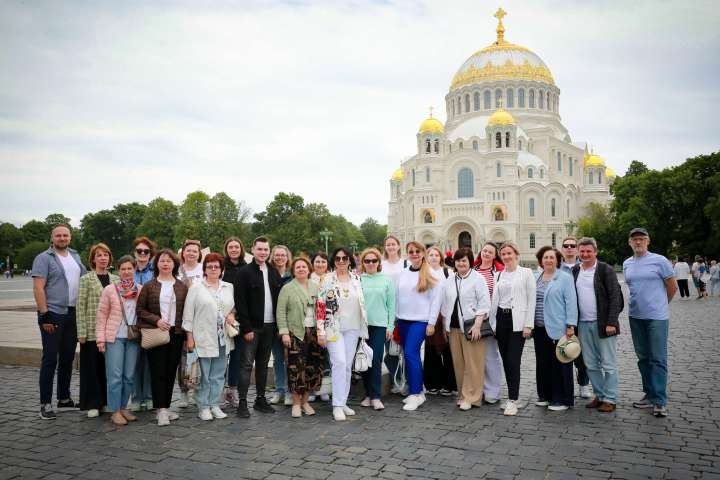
{"left": 489, "top": 242, "right": 536, "bottom": 416}
{"left": 182, "top": 253, "right": 236, "bottom": 421}
{"left": 441, "top": 248, "right": 491, "bottom": 411}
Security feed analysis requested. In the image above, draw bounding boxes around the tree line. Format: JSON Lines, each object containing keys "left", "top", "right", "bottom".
{"left": 576, "top": 151, "right": 720, "bottom": 265}
{"left": 0, "top": 191, "right": 387, "bottom": 270}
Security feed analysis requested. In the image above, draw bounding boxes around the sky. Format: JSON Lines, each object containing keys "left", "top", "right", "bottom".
{"left": 1, "top": 0, "right": 718, "bottom": 227}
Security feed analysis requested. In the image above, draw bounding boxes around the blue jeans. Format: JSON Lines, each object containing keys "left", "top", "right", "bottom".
{"left": 132, "top": 349, "right": 153, "bottom": 403}
{"left": 398, "top": 320, "right": 427, "bottom": 395}
{"left": 39, "top": 309, "right": 77, "bottom": 404}
{"left": 362, "top": 326, "right": 387, "bottom": 399}
{"left": 197, "top": 346, "right": 227, "bottom": 408}
{"left": 272, "top": 336, "right": 287, "bottom": 395}
{"left": 629, "top": 317, "right": 668, "bottom": 406}
{"left": 578, "top": 322, "right": 618, "bottom": 404}
{"left": 105, "top": 339, "right": 139, "bottom": 412}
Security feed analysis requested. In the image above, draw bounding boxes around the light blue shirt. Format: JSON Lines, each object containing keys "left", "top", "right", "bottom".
{"left": 537, "top": 269, "right": 578, "bottom": 340}
{"left": 623, "top": 252, "right": 674, "bottom": 320}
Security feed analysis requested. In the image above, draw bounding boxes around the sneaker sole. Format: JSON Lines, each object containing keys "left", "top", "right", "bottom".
{"left": 39, "top": 414, "right": 56, "bottom": 420}
{"left": 632, "top": 403, "right": 653, "bottom": 409}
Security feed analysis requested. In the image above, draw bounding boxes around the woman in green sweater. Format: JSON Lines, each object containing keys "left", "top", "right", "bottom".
{"left": 277, "top": 257, "right": 324, "bottom": 418}
{"left": 359, "top": 247, "right": 396, "bottom": 410}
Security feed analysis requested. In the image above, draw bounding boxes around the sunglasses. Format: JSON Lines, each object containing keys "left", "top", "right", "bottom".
{"left": 335, "top": 255, "right": 350, "bottom": 262}
{"left": 562, "top": 244, "right": 577, "bottom": 249}
{"left": 407, "top": 249, "right": 422, "bottom": 255}
{"left": 135, "top": 249, "right": 151, "bottom": 255}
{"left": 363, "top": 258, "right": 379, "bottom": 264}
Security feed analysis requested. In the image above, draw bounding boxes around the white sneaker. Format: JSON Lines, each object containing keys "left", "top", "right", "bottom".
{"left": 320, "top": 394, "right": 330, "bottom": 402}
{"left": 458, "top": 401, "right": 472, "bottom": 411}
{"left": 535, "top": 400, "right": 550, "bottom": 407}
{"left": 307, "top": 395, "right": 316, "bottom": 402}
{"left": 333, "top": 407, "right": 346, "bottom": 421}
{"left": 548, "top": 404, "right": 569, "bottom": 411}
{"left": 580, "top": 385, "right": 593, "bottom": 399}
{"left": 503, "top": 400, "right": 518, "bottom": 416}
{"left": 210, "top": 406, "right": 227, "bottom": 419}
{"left": 198, "top": 408, "right": 213, "bottom": 421}
{"left": 284, "top": 396, "right": 293, "bottom": 406}
{"left": 360, "top": 397, "right": 371, "bottom": 407}
{"left": 157, "top": 409, "right": 170, "bottom": 426}
{"left": 268, "top": 392, "right": 282, "bottom": 404}
{"left": 176, "top": 392, "right": 189, "bottom": 408}
{"left": 342, "top": 406, "right": 356, "bottom": 416}
{"left": 87, "top": 409, "right": 99, "bottom": 418}
{"left": 402, "top": 394, "right": 425, "bottom": 411}
{"left": 372, "top": 399, "right": 385, "bottom": 410}
{"left": 167, "top": 410, "right": 179, "bottom": 421}
{"left": 499, "top": 400, "right": 508, "bottom": 410}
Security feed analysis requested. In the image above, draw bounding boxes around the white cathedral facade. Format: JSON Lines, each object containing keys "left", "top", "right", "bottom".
{"left": 387, "top": 9, "right": 615, "bottom": 265}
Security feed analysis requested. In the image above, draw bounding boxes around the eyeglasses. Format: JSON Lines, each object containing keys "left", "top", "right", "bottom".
{"left": 363, "top": 258, "right": 379, "bottom": 264}
{"left": 335, "top": 255, "right": 349, "bottom": 262}
{"left": 205, "top": 265, "right": 222, "bottom": 270}
{"left": 135, "top": 249, "right": 151, "bottom": 255}
{"left": 407, "top": 250, "right": 422, "bottom": 255}
{"left": 562, "top": 244, "right": 577, "bottom": 249}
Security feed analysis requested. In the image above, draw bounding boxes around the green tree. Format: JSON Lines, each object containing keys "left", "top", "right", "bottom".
{"left": 16, "top": 240, "right": 48, "bottom": 270}
{"left": 575, "top": 202, "right": 621, "bottom": 265}
{"left": 44, "top": 213, "right": 72, "bottom": 228}
{"left": 21, "top": 220, "right": 50, "bottom": 243}
{"left": 175, "top": 191, "right": 211, "bottom": 247}
{"left": 0, "top": 222, "right": 25, "bottom": 262}
{"left": 207, "top": 192, "right": 241, "bottom": 252}
{"left": 79, "top": 209, "right": 123, "bottom": 255}
{"left": 625, "top": 160, "right": 649, "bottom": 177}
{"left": 113, "top": 202, "right": 147, "bottom": 254}
{"left": 359, "top": 218, "right": 387, "bottom": 249}
{"left": 137, "top": 197, "right": 179, "bottom": 249}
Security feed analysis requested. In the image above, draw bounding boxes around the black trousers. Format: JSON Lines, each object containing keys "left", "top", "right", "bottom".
{"left": 534, "top": 327, "right": 574, "bottom": 406}
{"left": 39, "top": 309, "right": 77, "bottom": 404}
{"left": 495, "top": 309, "right": 525, "bottom": 401}
{"left": 79, "top": 341, "right": 106, "bottom": 410}
{"left": 677, "top": 279, "right": 690, "bottom": 298}
{"left": 572, "top": 325, "right": 589, "bottom": 387}
{"left": 423, "top": 342, "right": 457, "bottom": 391}
{"left": 236, "top": 323, "right": 276, "bottom": 401}
{"left": 146, "top": 331, "right": 185, "bottom": 409}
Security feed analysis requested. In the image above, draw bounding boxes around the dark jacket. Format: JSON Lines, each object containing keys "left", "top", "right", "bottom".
{"left": 136, "top": 278, "right": 189, "bottom": 332}
{"left": 222, "top": 256, "right": 247, "bottom": 286}
{"left": 234, "top": 259, "right": 282, "bottom": 334}
{"left": 571, "top": 261, "right": 622, "bottom": 337}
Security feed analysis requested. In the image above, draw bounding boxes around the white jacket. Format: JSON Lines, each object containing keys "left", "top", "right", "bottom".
{"left": 182, "top": 280, "right": 235, "bottom": 358}
{"left": 489, "top": 266, "right": 536, "bottom": 332}
{"left": 440, "top": 270, "right": 491, "bottom": 332}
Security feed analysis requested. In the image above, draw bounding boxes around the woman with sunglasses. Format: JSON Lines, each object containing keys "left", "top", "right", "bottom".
{"left": 358, "top": 247, "right": 395, "bottom": 410}
{"left": 396, "top": 241, "right": 443, "bottom": 411}
{"left": 318, "top": 247, "right": 368, "bottom": 421}
{"left": 129, "top": 237, "right": 156, "bottom": 411}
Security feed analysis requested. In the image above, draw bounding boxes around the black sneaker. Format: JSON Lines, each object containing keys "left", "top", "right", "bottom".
{"left": 57, "top": 399, "right": 79, "bottom": 411}
{"left": 236, "top": 400, "right": 250, "bottom": 418}
{"left": 253, "top": 397, "right": 275, "bottom": 414}
{"left": 40, "top": 404, "right": 56, "bottom": 420}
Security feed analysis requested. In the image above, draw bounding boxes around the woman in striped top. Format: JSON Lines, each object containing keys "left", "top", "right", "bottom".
{"left": 474, "top": 242, "right": 504, "bottom": 404}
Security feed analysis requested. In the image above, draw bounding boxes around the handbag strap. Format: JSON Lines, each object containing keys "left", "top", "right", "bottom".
{"left": 114, "top": 286, "right": 130, "bottom": 328}
{"left": 454, "top": 274, "right": 465, "bottom": 319}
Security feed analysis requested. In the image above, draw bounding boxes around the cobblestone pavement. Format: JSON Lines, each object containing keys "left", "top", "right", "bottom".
{"left": 1, "top": 295, "right": 719, "bottom": 480}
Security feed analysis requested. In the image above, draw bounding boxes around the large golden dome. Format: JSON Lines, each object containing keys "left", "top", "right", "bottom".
{"left": 451, "top": 9, "right": 554, "bottom": 91}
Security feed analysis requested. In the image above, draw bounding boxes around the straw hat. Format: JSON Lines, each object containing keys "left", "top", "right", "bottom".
{"left": 556, "top": 334, "right": 581, "bottom": 364}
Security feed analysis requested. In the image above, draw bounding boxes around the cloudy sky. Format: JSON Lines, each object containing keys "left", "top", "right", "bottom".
{"left": 1, "top": 0, "right": 718, "bottom": 227}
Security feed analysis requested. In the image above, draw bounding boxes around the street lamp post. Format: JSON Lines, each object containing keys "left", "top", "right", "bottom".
{"left": 320, "top": 229, "right": 332, "bottom": 256}
{"left": 564, "top": 219, "right": 577, "bottom": 236}
{"left": 350, "top": 241, "right": 358, "bottom": 254}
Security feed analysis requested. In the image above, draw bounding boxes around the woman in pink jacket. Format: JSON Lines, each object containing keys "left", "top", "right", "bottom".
{"left": 96, "top": 255, "right": 142, "bottom": 426}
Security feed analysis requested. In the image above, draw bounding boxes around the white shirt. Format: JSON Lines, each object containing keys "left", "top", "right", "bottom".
{"left": 395, "top": 268, "right": 444, "bottom": 324}
{"left": 497, "top": 269, "right": 517, "bottom": 308}
{"left": 337, "top": 279, "right": 362, "bottom": 331}
{"left": 576, "top": 262, "right": 598, "bottom": 323}
{"left": 179, "top": 263, "right": 203, "bottom": 285}
{"left": 159, "top": 280, "right": 176, "bottom": 325}
{"left": 674, "top": 262, "right": 690, "bottom": 279}
{"left": 382, "top": 258, "right": 406, "bottom": 286}
{"left": 57, "top": 253, "right": 81, "bottom": 306}
{"left": 117, "top": 298, "right": 137, "bottom": 339}
{"left": 260, "top": 264, "right": 274, "bottom": 323}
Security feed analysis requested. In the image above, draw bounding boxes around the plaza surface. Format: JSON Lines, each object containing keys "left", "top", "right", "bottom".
{"left": 1, "top": 279, "right": 719, "bottom": 479}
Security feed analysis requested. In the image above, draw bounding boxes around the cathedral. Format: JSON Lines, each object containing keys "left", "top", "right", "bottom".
{"left": 387, "top": 9, "right": 615, "bottom": 265}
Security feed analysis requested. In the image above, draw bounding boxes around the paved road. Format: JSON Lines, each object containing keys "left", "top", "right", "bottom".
{"left": 1, "top": 294, "right": 719, "bottom": 479}
{"left": 0, "top": 277, "right": 33, "bottom": 302}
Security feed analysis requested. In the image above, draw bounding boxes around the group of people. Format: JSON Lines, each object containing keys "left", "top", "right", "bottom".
{"left": 673, "top": 255, "right": 719, "bottom": 299}
{"left": 32, "top": 223, "right": 679, "bottom": 426}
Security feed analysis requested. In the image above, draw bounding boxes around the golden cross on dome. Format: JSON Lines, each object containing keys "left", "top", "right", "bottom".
{"left": 429, "top": 106, "right": 434, "bottom": 118}
{"left": 494, "top": 7, "right": 507, "bottom": 44}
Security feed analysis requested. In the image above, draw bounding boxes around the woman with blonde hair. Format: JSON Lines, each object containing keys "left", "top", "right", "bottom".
{"left": 396, "top": 241, "right": 444, "bottom": 411}
{"left": 358, "top": 247, "right": 395, "bottom": 410}
{"left": 489, "top": 241, "right": 536, "bottom": 416}
{"left": 77, "top": 243, "right": 118, "bottom": 418}
{"left": 269, "top": 245, "right": 293, "bottom": 406}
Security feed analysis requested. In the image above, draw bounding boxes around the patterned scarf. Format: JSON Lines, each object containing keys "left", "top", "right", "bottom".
{"left": 117, "top": 278, "right": 139, "bottom": 300}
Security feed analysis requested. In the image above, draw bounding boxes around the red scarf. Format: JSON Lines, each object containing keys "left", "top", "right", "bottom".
{"left": 117, "top": 279, "right": 139, "bottom": 300}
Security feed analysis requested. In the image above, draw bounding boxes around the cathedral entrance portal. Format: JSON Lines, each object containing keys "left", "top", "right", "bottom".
{"left": 458, "top": 231, "right": 472, "bottom": 248}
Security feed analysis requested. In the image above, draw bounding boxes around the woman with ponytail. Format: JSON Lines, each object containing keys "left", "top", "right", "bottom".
{"left": 395, "top": 241, "right": 444, "bottom": 411}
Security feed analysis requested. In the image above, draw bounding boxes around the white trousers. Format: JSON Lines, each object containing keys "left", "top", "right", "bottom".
{"left": 327, "top": 329, "right": 360, "bottom": 407}
{"left": 483, "top": 336, "right": 504, "bottom": 400}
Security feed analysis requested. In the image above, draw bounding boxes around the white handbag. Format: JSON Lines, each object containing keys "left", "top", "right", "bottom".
{"left": 387, "top": 339, "right": 401, "bottom": 357}
{"left": 353, "top": 338, "right": 373, "bottom": 373}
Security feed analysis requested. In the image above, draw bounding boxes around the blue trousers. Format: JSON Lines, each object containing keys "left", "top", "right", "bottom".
{"left": 272, "top": 336, "right": 287, "bottom": 395}
{"left": 105, "top": 339, "right": 139, "bottom": 412}
{"left": 398, "top": 320, "right": 427, "bottom": 395}
{"left": 362, "top": 326, "right": 387, "bottom": 399}
{"left": 197, "top": 346, "right": 227, "bottom": 408}
{"left": 578, "top": 321, "right": 618, "bottom": 404}
{"left": 629, "top": 317, "right": 668, "bottom": 406}
{"left": 132, "top": 349, "right": 153, "bottom": 403}
{"left": 39, "top": 309, "right": 77, "bottom": 405}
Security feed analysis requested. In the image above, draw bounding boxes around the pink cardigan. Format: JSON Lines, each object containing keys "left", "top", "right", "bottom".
{"left": 96, "top": 284, "right": 142, "bottom": 344}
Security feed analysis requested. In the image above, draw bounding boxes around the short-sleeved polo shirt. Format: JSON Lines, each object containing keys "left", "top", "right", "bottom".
{"left": 623, "top": 252, "right": 674, "bottom": 320}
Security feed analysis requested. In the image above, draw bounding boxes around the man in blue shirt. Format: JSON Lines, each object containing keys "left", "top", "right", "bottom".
{"left": 623, "top": 227, "right": 677, "bottom": 417}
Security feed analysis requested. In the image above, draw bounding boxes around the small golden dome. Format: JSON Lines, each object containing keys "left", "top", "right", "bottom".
{"left": 605, "top": 167, "right": 616, "bottom": 178}
{"left": 419, "top": 116, "right": 444, "bottom": 134}
{"left": 487, "top": 106, "right": 515, "bottom": 127}
{"left": 584, "top": 153, "right": 606, "bottom": 167}
{"left": 391, "top": 168, "right": 404, "bottom": 182}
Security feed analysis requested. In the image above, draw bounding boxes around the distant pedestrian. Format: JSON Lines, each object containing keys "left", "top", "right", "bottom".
{"left": 710, "top": 260, "right": 720, "bottom": 297}
{"left": 32, "top": 224, "right": 87, "bottom": 420}
{"left": 695, "top": 258, "right": 709, "bottom": 299}
{"left": 673, "top": 256, "right": 691, "bottom": 299}
{"left": 691, "top": 255, "right": 702, "bottom": 295}
{"left": 623, "top": 228, "right": 677, "bottom": 418}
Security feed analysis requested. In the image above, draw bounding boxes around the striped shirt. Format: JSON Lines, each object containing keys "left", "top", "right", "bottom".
{"left": 477, "top": 267, "right": 495, "bottom": 299}
{"left": 534, "top": 275, "right": 549, "bottom": 328}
